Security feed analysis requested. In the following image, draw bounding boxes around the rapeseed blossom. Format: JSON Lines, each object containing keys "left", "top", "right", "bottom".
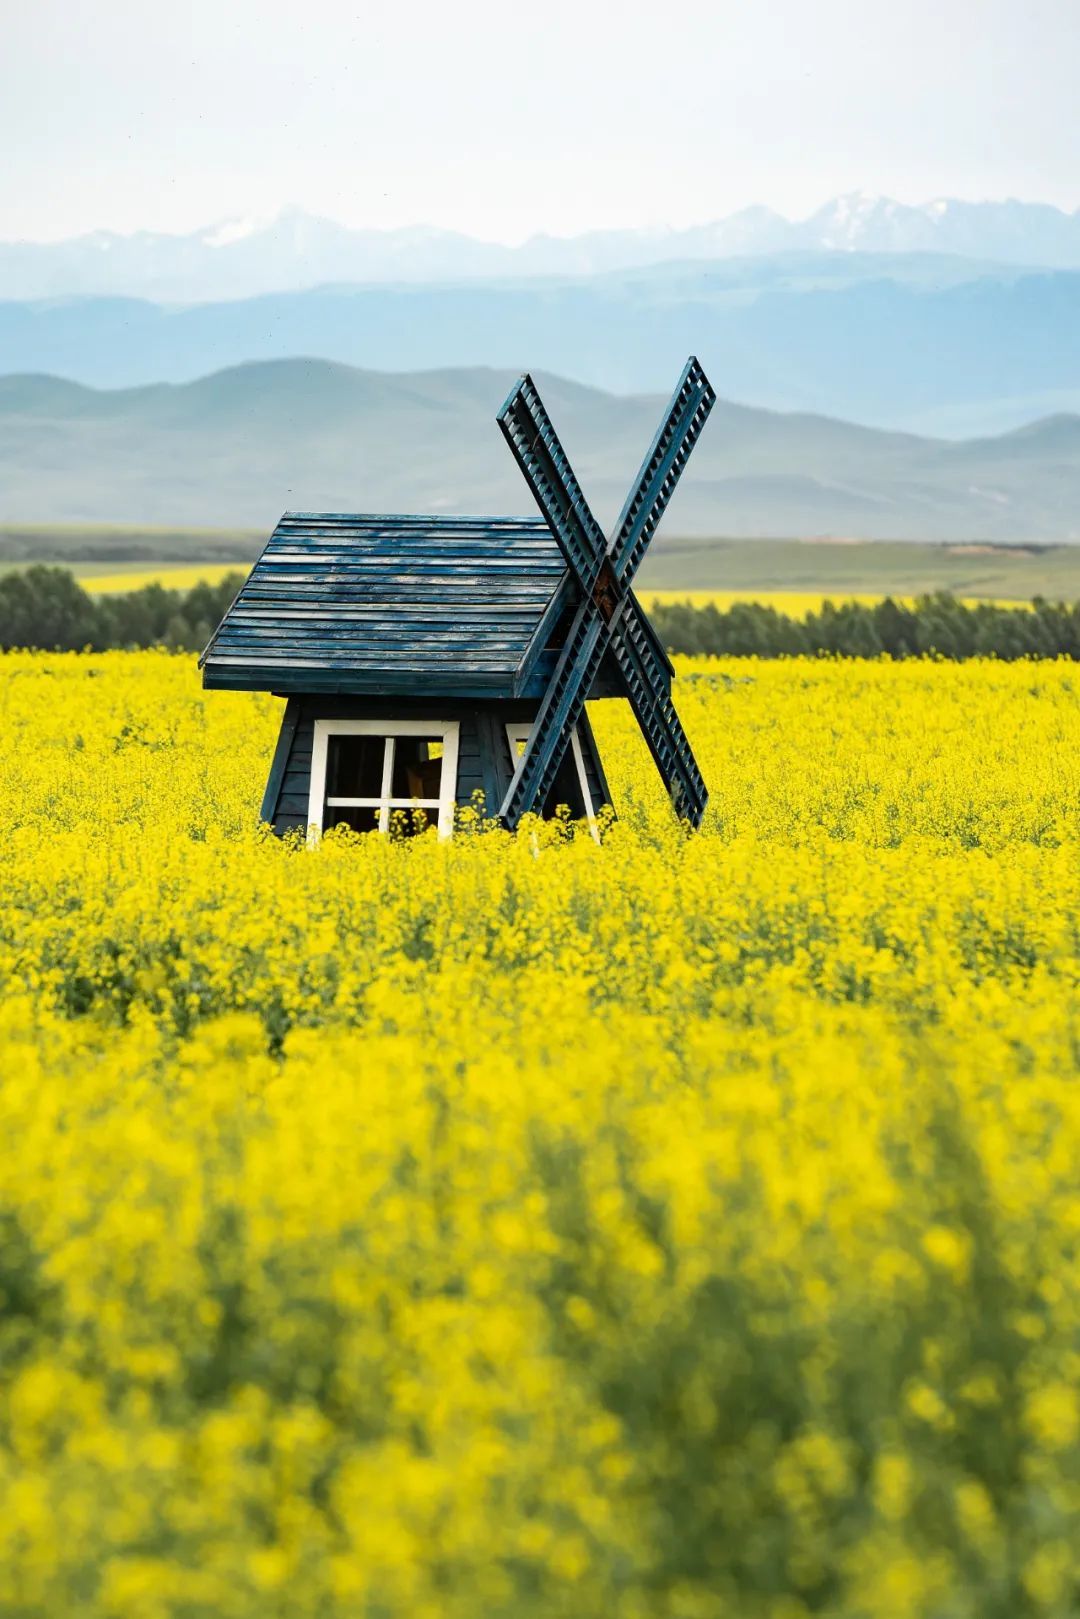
{"left": 1, "top": 650, "right": 1080, "bottom": 1616}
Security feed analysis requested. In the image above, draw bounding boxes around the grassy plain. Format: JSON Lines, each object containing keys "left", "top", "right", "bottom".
{"left": 6, "top": 526, "right": 1080, "bottom": 602}
{"left": 0, "top": 524, "right": 259, "bottom": 567}
{"left": 2, "top": 651, "right": 1080, "bottom": 1615}
{"left": 637, "top": 537, "right": 1080, "bottom": 598}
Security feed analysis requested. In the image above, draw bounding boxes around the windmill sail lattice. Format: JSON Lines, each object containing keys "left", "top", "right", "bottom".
{"left": 496, "top": 357, "right": 716, "bottom": 829}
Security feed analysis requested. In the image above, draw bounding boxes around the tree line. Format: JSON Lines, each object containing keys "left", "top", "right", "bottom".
{"left": 650, "top": 593, "right": 1080, "bottom": 660}
{"left": 0, "top": 566, "right": 245, "bottom": 652}
{"left": 3, "top": 565, "right": 1080, "bottom": 661}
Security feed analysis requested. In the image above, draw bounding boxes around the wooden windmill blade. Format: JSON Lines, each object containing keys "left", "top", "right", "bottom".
{"left": 607, "top": 593, "right": 708, "bottom": 824}
{"left": 495, "top": 372, "right": 606, "bottom": 589}
{"left": 500, "top": 596, "right": 609, "bottom": 827}
{"left": 497, "top": 358, "right": 715, "bottom": 831}
{"left": 495, "top": 372, "right": 609, "bottom": 825}
{"left": 607, "top": 356, "right": 716, "bottom": 585}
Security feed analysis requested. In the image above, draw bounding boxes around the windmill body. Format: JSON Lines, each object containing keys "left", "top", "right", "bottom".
{"left": 200, "top": 360, "right": 715, "bottom": 836}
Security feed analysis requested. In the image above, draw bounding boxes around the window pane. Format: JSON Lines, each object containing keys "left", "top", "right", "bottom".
{"left": 327, "top": 735, "right": 385, "bottom": 798}
{"left": 325, "top": 805, "right": 381, "bottom": 834}
{"left": 391, "top": 737, "right": 445, "bottom": 800}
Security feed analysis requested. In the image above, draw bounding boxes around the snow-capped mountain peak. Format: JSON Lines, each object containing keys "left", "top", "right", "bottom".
{"left": 3, "top": 195, "right": 1080, "bottom": 301}
{"left": 199, "top": 214, "right": 274, "bottom": 249}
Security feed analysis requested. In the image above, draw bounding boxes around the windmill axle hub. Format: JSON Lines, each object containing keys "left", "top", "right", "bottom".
{"left": 591, "top": 557, "right": 621, "bottom": 624}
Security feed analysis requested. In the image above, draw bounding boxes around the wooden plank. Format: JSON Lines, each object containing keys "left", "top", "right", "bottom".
{"left": 252, "top": 565, "right": 555, "bottom": 577}
{"left": 513, "top": 576, "right": 572, "bottom": 696}
{"left": 259, "top": 555, "right": 558, "bottom": 571}
{"left": 221, "top": 638, "right": 532, "bottom": 653}
{"left": 262, "top": 541, "right": 555, "bottom": 552}
{"left": 259, "top": 558, "right": 561, "bottom": 569}
{"left": 225, "top": 613, "right": 544, "bottom": 630}
{"left": 248, "top": 566, "right": 564, "bottom": 583}
{"left": 211, "top": 641, "right": 525, "bottom": 661}
{"left": 205, "top": 671, "right": 518, "bottom": 698}
{"left": 281, "top": 749, "right": 314, "bottom": 776}
{"left": 268, "top": 536, "right": 547, "bottom": 547}
{"left": 223, "top": 603, "right": 547, "bottom": 620}
{"left": 217, "top": 633, "right": 531, "bottom": 653}
{"left": 262, "top": 547, "right": 561, "bottom": 561}
{"left": 263, "top": 533, "right": 558, "bottom": 547}
{"left": 241, "top": 587, "right": 561, "bottom": 603}
{"left": 206, "top": 649, "right": 520, "bottom": 665}
{"left": 237, "top": 590, "right": 556, "bottom": 606}
{"left": 242, "top": 578, "right": 560, "bottom": 590}
{"left": 205, "top": 657, "right": 518, "bottom": 677}
{"left": 245, "top": 581, "right": 561, "bottom": 593}
{"left": 213, "top": 626, "right": 532, "bottom": 644}
{"left": 259, "top": 698, "right": 300, "bottom": 826}
{"left": 256, "top": 547, "right": 562, "bottom": 560}
{"left": 470, "top": 709, "right": 503, "bottom": 819}
{"left": 277, "top": 514, "right": 548, "bottom": 531}
{"left": 219, "top": 620, "right": 534, "bottom": 638}
{"left": 264, "top": 565, "right": 548, "bottom": 578}
{"left": 268, "top": 534, "right": 557, "bottom": 547}
{"left": 251, "top": 554, "right": 560, "bottom": 568}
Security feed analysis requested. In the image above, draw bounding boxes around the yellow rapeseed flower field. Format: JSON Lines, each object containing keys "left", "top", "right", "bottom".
{"left": 2, "top": 649, "right": 1080, "bottom": 1617}
{"left": 79, "top": 564, "right": 246, "bottom": 593}
{"left": 641, "top": 590, "right": 1027, "bottom": 615}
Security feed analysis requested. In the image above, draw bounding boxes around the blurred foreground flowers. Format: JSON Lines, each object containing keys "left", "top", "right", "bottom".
{"left": 1, "top": 651, "right": 1080, "bottom": 1617}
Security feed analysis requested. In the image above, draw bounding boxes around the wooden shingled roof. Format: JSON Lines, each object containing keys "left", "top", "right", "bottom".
{"left": 199, "top": 513, "right": 572, "bottom": 697}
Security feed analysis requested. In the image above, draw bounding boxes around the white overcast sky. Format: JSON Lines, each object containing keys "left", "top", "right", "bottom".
{"left": 3, "top": 0, "right": 1078, "bottom": 242}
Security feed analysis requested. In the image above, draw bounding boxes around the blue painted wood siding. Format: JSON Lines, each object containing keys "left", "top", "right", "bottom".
{"left": 200, "top": 513, "right": 567, "bottom": 697}
{"left": 265, "top": 695, "right": 609, "bottom": 835}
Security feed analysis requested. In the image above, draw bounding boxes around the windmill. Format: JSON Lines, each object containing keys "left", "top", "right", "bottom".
{"left": 200, "top": 358, "right": 715, "bottom": 837}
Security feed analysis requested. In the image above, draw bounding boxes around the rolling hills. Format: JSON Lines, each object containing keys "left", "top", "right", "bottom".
{"left": 3, "top": 256, "right": 1077, "bottom": 436}
{"left": 2, "top": 359, "right": 1078, "bottom": 541}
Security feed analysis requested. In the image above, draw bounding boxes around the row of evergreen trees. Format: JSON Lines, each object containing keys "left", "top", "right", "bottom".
{"left": 3, "top": 565, "right": 1080, "bottom": 662}
{"left": 0, "top": 566, "right": 245, "bottom": 652}
{"left": 650, "top": 593, "right": 1080, "bottom": 661}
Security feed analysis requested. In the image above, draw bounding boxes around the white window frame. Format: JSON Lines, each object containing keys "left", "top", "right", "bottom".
{"left": 308, "top": 719, "right": 460, "bottom": 840}
{"left": 505, "top": 721, "right": 599, "bottom": 838}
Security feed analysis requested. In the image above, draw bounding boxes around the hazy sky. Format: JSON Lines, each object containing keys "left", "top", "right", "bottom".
{"left": 4, "top": 0, "right": 1079, "bottom": 242}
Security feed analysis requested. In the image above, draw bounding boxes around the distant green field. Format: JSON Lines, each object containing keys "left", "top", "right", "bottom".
{"left": 5, "top": 525, "right": 1080, "bottom": 602}
{"left": 0, "top": 524, "right": 260, "bottom": 566}
{"left": 637, "top": 537, "right": 1080, "bottom": 599}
